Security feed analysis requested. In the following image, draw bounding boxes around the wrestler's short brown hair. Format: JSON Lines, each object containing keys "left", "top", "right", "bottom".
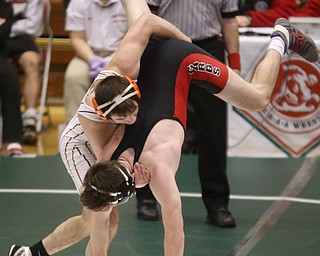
{"left": 95, "top": 76, "right": 139, "bottom": 119}
{"left": 80, "top": 160, "right": 135, "bottom": 211}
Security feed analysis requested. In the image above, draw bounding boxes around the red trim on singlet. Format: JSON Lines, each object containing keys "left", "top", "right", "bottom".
{"left": 173, "top": 53, "right": 229, "bottom": 129}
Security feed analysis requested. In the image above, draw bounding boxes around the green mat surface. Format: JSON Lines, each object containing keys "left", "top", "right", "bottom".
{"left": 1, "top": 155, "right": 319, "bottom": 256}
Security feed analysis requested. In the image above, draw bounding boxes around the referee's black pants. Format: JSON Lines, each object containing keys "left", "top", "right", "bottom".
{"left": 189, "top": 36, "right": 230, "bottom": 213}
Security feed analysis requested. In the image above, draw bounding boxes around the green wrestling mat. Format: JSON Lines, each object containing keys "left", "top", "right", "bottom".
{"left": 0, "top": 155, "right": 319, "bottom": 256}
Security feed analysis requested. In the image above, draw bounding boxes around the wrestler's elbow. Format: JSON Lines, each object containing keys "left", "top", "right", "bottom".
{"left": 250, "top": 96, "right": 270, "bottom": 112}
{"left": 139, "top": 13, "right": 155, "bottom": 27}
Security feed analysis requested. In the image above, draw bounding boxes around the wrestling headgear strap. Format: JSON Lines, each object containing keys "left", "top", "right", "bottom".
{"left": 109, "top": 164, "right": 136, "bottom": 205}
{"left": 89, "top": 163, "right": 135, "bottom": 205}
{"left": 92, "top": 76, "right": 141, "bottom": 120}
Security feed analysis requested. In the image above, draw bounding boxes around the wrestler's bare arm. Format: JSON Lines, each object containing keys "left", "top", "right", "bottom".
{"left": 107, "top": 13, "right": 191, "bottom": 78}
{"left": 78, "top": 115, "right": 119, "bottom": 157}
{"left": 95, "top": 124, "right": 126, "bottom": 162}
{"left": 120, "top": 0, "right": 151, "bottom": 28}
{"left": 139, "top": 120, "right": 185, "bottom": 256}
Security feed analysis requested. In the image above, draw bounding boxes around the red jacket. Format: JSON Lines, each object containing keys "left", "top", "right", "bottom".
{"left": 246, "top": 0, "right": 299, "bottom": 27}
{"left": 294, "top": 0, "right": 320, "bottom": 17}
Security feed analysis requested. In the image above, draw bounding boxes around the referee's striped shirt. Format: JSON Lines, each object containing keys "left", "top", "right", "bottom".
{"left": 146, "top": 0, "right": 239, "bottom": 41}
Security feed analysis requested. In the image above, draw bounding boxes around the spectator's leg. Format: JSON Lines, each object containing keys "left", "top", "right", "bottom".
{"left": 0, "top": 58, "right": 23, "bottom": 155}
{"left": 19, "top": 50, "right": 41, "bottom": 145}
{"left": 19, "top": 50, "right": 41, "bottom": 113}
{"left": 63, "top": 57, "right": 91, "bottom": 123}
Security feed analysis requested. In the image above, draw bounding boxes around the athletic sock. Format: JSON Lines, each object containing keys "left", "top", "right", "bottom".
{"left": 23, "top": 108, "right": 37, "bottom": 119}
{"left": 30, "top": 241, "right": 50, "bottom": 256}
{"left": 267, "top": 36, "right": 286, "bottom": 57}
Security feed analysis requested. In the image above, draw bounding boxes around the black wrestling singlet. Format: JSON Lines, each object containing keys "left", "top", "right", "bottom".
{"left": 111, "top": 39, "right": 229, "bottom": 162}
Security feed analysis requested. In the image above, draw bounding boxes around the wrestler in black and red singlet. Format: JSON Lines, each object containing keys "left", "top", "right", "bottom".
{"left": 111, "top": 38, "right": 229, "bottom": 161}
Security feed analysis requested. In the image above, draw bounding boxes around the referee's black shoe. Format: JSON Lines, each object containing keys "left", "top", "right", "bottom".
{"left": 137, "top": 198, "right": 160, "bottom": 221}
{"left": 207, "top": 207, "right": 236, "bottom": 228}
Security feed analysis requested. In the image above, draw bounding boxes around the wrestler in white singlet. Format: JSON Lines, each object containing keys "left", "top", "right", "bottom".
{"left": 59, "top": 70, "right": 121, "bottom": 191}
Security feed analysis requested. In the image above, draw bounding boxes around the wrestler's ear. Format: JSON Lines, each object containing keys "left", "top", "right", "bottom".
{"left": 79, "top": 185, "right": 85, "bottom": 194}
